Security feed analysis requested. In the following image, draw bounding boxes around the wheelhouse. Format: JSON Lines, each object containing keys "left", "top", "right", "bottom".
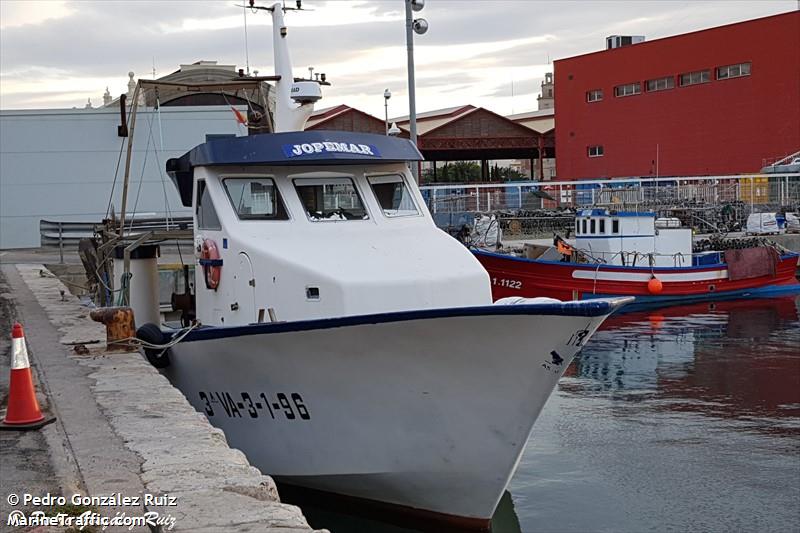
{"left": 167, "top": 131, "right": 492, "bottom": 326}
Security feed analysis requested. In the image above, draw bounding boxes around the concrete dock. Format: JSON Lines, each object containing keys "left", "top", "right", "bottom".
{"left": 0, "top": 263, "right": 321, "bottom": 532}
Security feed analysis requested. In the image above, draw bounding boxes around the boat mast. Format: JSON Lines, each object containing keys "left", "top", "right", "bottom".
{"left": 267, "top": 2, "right": 315, "bottom": 132}
{"left": 118, "top": 84, "right": 140, "bottom": 235}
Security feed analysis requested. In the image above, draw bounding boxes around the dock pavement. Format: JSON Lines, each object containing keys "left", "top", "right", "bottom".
{"left": 0, "top": 263, "right": 322, "bottom": 532}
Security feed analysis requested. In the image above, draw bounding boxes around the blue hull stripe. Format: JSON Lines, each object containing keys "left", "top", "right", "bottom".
{"left": 589, "top": 283, "right": 800, "bottom": 311}
{"left": 175, "top": 300, "right": 629, "bottom": 343}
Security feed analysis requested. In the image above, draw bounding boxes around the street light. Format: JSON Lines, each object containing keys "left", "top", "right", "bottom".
{"left": 405, "top": 0, "right": 427, "bottom": 181}
{"left": 384, "top": 88, "right": 391, "bottom": 135}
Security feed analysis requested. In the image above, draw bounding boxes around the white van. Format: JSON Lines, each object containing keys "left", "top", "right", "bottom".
{"left": 746, "top": 212, "right": 785, "bottom": 235}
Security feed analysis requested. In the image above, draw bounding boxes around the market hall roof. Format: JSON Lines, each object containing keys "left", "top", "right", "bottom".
{"left": 308, "top": 104, "right": 554, "bottom": 161}
{"left": 307, "top": 105, "right": 409, "bottom": 137}
{"left": 507, "top": 108, "right": 555, "bottom": 135}
{"left": 392, "top": 105, "right": 477, "bottom": 135}
{"left": 415, "top": 106, "right": 551, "bottom": 160}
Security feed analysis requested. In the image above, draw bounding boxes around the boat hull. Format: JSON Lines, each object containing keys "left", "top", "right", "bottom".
{"left": 160, "top": 302, "right": 623, "bottom": 522}
{"left": 474, "top": 250, "right": 800, "bottom": 305}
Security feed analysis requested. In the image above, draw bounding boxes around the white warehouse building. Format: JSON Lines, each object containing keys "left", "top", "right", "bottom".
{"left": 0, "top": 106, "right": 244, "bottom": 249}
{"left": 1, "top": 62, "right": 270, "bottom": 249}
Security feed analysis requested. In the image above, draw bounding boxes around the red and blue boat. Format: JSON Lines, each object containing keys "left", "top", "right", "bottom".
{"left": 474, "top": 209, "right": 800, "bottom": 305}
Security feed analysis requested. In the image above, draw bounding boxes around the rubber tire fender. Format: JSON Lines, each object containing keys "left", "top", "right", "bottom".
{"left": 136, "top": 323, "right": 171, "bottom": 368}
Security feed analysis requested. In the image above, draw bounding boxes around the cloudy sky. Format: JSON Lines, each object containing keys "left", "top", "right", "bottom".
{"left": 0, "top": 0, "right": 795, "bottom": 118}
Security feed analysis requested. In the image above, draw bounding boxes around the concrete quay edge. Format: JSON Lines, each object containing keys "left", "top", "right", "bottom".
{"left": 6, "top": 263, "right": 323, "bottom": 532}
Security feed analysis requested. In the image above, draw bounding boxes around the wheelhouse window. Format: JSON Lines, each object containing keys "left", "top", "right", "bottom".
{"left": 599, "top": 219, "right": 606, "bottom": 233}
{"left": 612, "top": 219, "right": 620, "bottom": 234}
{"left": 614, "top": 83, "right": 641, "bottom": 97}
{"left": 717, "top": 62, "right": 751, "bottom": 80}
{"left": 586, "top": 89, "right": 603, "bottom": 102}
{"left": 367, "top": 175, "right": 420, "bottom": 217}
{"left": 294, "top": 178, "right": 368, "bottom": 221}
{"left": 588, "top": 145, "right": 604, "bottom": 158}
{"left": 590, "top": 219, "right": 596, "bottom": 233}
{"left": 223, "top": 177, "right": 288, "bottom": 220}
{"left": 679, "top": 70, "right": 710, "bottom": 87}
{"left": 646, "top": 76, "right": 675, "bottom": 92}
{"left": 196, "top": 179, "right": 221, "bottom": 230}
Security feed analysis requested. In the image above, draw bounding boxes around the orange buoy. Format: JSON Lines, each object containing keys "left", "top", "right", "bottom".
{"left": 647, "top": 276, "right": 663, "bottom": 295}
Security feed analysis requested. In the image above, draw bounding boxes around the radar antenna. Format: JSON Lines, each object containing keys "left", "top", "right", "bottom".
{"left": 238, "top": 1, "right": 325, "bottom": 132}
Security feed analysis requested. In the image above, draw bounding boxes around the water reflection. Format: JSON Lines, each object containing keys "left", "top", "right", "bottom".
{"left": 572, "top": 296, "right": 800, "bottom": 433}
{"left": 511, "top": 295, "right": 800, "bottom": 533}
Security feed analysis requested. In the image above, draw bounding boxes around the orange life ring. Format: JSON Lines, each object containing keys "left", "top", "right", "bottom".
{"left": 199, "top": 239, "right": 222, "bottom": 290}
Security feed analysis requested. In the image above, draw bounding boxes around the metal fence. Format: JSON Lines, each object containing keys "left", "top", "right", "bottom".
{"left": 40, "top": 217, "right": 194, "bottom": 262}
{"left": 38, "top": 174, "right": 800, "bottom": 253}
{"left": 420, "top": 174, "right": 800, "bottom": 212}
{"left": 419, "top": 174, "right": 800, "bottom": 237}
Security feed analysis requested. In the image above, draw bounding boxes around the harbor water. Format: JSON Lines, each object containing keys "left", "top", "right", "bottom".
{"left": 291, "top": 295, "right": 800, "bottom": 532}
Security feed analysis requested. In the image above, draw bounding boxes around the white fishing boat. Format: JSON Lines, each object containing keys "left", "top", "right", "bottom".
{"left": 134, "top": 2, "right": 631, "bottom": 527}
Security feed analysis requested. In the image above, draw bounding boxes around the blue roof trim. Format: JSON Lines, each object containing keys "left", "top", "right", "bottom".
{"left": 173, "top": 300, "right": 629, "bottom": 343}
{"left": 577, "top": 209, "right": 656, "bottom": 218}
{"left": 576, "top": 235, "right": 656, "bottom": 239}
{"left": 617, "top": 211, "right": 657, "bottom": 217}
{"left": 473, "top": 249, "right": 799, "bottom": 272}
{"left": 166, "top": 131, "right": 423, "bottom": 207}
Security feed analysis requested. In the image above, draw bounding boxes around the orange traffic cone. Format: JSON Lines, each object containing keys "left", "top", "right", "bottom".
{"left": 0, "top": 323, "right": 55, "bottom": 431}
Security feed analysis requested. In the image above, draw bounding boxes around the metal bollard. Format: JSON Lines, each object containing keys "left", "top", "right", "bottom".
{"left": 89, "top": 307, "right": 136, "bottom": 352}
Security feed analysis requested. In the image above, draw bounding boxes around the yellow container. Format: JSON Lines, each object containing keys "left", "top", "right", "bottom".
{"left": 739, "top": 177, "right": 769, "bottom": 204}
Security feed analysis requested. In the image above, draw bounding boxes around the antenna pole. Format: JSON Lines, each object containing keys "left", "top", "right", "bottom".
{"left": 243, "top": 2, "right": 251, "bottom": 74}
{"left": 511, "top": 76, "right": 515, "bottom": 115}
{"left": 405, "top": 0, "right": 418, "bottom": 181}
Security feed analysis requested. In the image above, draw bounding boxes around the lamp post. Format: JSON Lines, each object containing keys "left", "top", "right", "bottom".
{"left": 405, "top": 0, "right": 427, "bottom": 181}
{"left": 384, "top": 89, "right": 391, "bottom": 135}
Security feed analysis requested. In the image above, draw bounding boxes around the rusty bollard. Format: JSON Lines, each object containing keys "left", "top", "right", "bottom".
{"left": 89, "top": 307, "right": 136, "bottom": 352}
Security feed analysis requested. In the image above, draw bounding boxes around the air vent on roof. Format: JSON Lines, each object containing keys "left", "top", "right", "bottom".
{"left": 605, "top": 35, "right": 645, "bottom": 49}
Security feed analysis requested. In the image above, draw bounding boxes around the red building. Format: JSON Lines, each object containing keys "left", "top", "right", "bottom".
{"left": 554, "top": 11, "right": 800, "bottom": 180}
